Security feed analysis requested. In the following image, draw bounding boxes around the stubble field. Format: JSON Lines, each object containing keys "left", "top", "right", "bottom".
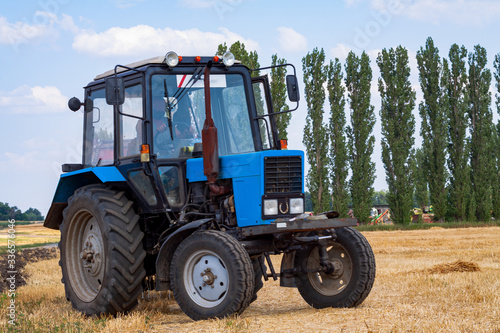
{"left": 1, "top": 226, "right": 499, "bottom": 332}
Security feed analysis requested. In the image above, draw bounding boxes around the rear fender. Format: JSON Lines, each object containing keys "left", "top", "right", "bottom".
{"left": 43, "top": 167, "right": 126, "bottom": 230}
{"left": 155, "top": 218, "right": 213, "bottom": 291}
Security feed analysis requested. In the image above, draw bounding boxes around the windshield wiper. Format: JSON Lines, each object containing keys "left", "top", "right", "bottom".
{"left": 164, "top": 79, "right": 174, "bottom": 140}
{"left": 170, "top": 67, "right": 203, "bottom": 109}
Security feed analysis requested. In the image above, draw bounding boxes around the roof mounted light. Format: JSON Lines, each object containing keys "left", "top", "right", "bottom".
{"left": 222, "top": 52, "right": 235, "bottom": 67}
{"left": 165, "top": 51, "right": 179, "bottom": 67}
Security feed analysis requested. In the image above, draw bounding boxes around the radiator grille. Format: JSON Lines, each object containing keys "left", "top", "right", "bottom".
{"left": 264, "top": 156, "right": 302, "bottom": 194}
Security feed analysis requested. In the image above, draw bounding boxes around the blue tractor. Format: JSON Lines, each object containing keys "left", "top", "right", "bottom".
{"left": 44, "top": 51, "right": 375, "bottom": 320}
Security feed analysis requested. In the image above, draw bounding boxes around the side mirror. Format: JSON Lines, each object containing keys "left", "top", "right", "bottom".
{"left": 68, "top": 97, "right": 82, "bottom": 112}
{"left": 286, "top": 75, "right": 300, "bottom": 102}
{"left": 105, "top": 77, "right": 125, "bottom": 105}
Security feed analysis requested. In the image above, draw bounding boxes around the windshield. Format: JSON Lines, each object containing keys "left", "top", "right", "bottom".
{"left": 151, "top": 72, "right": 254, "bottom": 158}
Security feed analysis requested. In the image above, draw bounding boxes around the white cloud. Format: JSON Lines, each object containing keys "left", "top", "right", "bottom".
{"left": 390, "top": 0, "right": 500, "bottom": 26}
{"left": 0, "top": 14, "right": 55, "bottom": 46}
{"left": 0, "top": 85, "right": 67, "bottom": 114}
{"left": 0, "top": 12, "right": 79, "bottom": 50}
{"left": 72, "top": 25, "right": 259, "bottom": 57}
{"left": 276, "top": 27, "right": 307, "bottom": 53}
{"left": 330, "top": 43, "right": 352, "bottom": 60}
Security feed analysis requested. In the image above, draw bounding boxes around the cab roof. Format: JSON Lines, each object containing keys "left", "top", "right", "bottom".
{"left": 94, "top": 55, "right": 242, "bottom": 81}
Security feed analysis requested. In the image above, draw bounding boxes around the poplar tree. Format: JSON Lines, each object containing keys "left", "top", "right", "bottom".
{"left": 468, "top": 45, "right": 493, "bottom": 221}
{"left": 416, "top": 37, "right": 448, "bottom": 221}
{"left": 445, "top": 44, "right": 470, "bottom": 221}
{"left": 414, "top": 148, "right": 429, "bottom": 210}
{"left": 302, "top": 48, "right": 330, "bottom": 213}
{"left": 345, "top": 51, "right": 376, "bottom": 224}
{"left": 327, "top": 58, "right": 349, "bottom": 217}
{"left": 270, "top": 54, "right": 291, "bottom": 140}
{"left": 377, "top": 46, "right": 416, "bottom": 225}
{"left": 491, "top": 53, "right": 500, "bottom": 219}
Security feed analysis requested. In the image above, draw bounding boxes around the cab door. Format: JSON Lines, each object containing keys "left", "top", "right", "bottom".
{"left": 251, "top": 75, "right": 280, "bottom": 149}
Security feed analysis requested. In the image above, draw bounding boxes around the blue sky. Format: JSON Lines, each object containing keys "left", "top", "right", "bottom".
{"left": 1, "top": 0, "right": 500, "bottom": 215}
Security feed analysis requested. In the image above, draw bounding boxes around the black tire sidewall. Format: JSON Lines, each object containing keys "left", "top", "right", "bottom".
{"left": 60, "top": 188, "right": 112, "bottom": 315}
{"left": 60, "top": 185, "right": 145, "bottom": 316}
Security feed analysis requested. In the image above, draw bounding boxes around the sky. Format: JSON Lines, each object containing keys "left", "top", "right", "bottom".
{"left": 1, "top": 0, "right": 500, "bottom": 216}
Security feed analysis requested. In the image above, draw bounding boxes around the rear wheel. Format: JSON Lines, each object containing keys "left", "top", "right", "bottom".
{"left": 60, "top": 185, "right": 146, "bottom": 315}
{"left": 294, "top": 227, "right": 375, "bottom": 308}
{"left": 170, "top": 230, "right": 254, "bottom": 320}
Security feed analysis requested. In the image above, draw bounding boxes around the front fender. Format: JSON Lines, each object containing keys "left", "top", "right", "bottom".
{"left": 43, "top": 167, "right": 126, "bottom": 230}
{"left": 155, "top": 219, "right": 213, "bottom": 291}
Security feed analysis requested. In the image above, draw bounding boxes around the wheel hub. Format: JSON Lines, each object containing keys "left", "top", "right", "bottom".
{"left": 190, "top": 254, "right": 229, "bottom": 302}
{"left": 328, "top": 258, "right": 344, "bottom": 279}
{"left": 201, "top": 268, "right": 217, "bottom": 286}
{"left": 80, "top": 228, "right": 103, "bottom": 278}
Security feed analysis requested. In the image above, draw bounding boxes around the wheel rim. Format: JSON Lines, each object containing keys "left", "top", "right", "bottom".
{"left": 183, "top": 250, "right": 229, "bottom": 308}
{"left": 306, "top": 243, "right": 353, "bottom": 296}
{"left": 65, "top": 209, "right": 105, "bottom": 302}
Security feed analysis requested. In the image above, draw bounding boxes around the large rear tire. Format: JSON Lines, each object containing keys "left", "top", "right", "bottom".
{"left": 294, "top": 227, "right": 375, "bottom": 308}
{"left": 170, "top": 230, "right": 254, "bottom": 320}
{"left": 60, "top": 185, "right": 146, "bottom": 316}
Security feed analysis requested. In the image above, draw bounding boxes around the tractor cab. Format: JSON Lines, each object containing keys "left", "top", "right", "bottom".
{"left": 61, "top": 52, "right": 301, "bottom": 219}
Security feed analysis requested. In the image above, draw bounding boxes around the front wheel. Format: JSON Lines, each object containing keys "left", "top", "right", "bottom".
{"left": 294, "top": 227, "right": 375, "bottom": 308}
{"left": 170, "top": 230, "right": 254, "bottom": 320}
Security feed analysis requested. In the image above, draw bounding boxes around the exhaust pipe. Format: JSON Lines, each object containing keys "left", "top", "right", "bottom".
{"left": 202, "top": 61, "right": 226, "bottom": 196}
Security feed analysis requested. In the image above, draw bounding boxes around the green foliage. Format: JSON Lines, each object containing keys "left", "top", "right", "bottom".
{"left": 445, "top": 44, "right": 470, "bottom": 221}
{"left": 0, "top": 202, "right": 44, "bottom": 221}
{"left": 416, "top": 37, "right": 448, "bottom": 221}
{"left": 345, "top": 51, "right": 376, "bottom": 224}
{"left": 327, "top": 58, "right": 349, "bottom": 217}
{"left": 414, "top": 148, "right": 429, "bottom": 209}
{"left": 372, "top": 190, "right": 389, "bottom": 206}
{"left": 377, "top": 46, "right": 416, "bottom": 225}
{"left": 302, "top": 48, "right": 330, "bottom": 213}
{"left": 492, "top": 53, "right": 500, "bottom": 219}
{"left": 468, "top": 45, "right": 493, "bottom": 221}
{"left": 217, "top": 41, "right": 260, "bottom": 76}
{"left": 271, "top": 54, "right": 291, "bottom": 141}
{"left": 304, "top": 192, "right": 313, "bottom": 212}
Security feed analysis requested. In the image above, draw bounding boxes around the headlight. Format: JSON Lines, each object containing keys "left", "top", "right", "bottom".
{"left": 165, "top": 51, "right": 179, "bottom": 67}
{"left": 263, "top": 199, "right": 278, "bottom": 216}
{"left": 222, "top": 51, "right": 235, "bottom": 67}
{"left": 290, "top": 198, "right": 304, "bottom": 214}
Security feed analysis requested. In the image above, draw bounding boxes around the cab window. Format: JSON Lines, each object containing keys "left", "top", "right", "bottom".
{"left": 119, "top": 84, "right": 143, "bottom": 157}
{"left": 84, "top": 88, "right": 114, "bottom": 166}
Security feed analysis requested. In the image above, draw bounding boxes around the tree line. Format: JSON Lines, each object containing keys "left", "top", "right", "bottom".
{"left": 0, "top": 202, "right": 44, "bottom": 221}
{"left": 218, "top": 38, "right": 500, "bottom": 224}
{"left": 304, "top": 37, "right": 500, "bottom": 224}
